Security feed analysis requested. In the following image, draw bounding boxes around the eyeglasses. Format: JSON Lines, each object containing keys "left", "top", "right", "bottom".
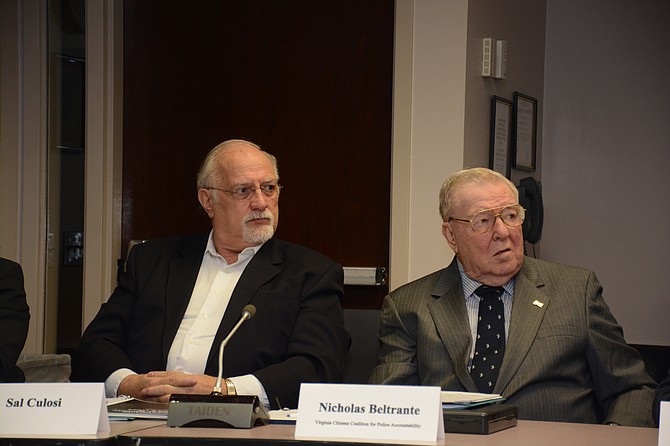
{"left": 207, "top": 183, "right": 282, "bottom": 201}
{"left": 448, "top": 204, "right": 525, "bottom": 234}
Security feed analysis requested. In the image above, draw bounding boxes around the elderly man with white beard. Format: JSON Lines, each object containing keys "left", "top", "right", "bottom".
{"left": 72, "top": 139, "right": 350, "bottom": 411}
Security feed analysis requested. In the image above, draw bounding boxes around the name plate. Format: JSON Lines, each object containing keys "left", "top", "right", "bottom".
{"left": 295, "top": 383, "right": 444, "bottom": 444}
{"left": 0, "top": 383, "right": 110, "bottom": 435}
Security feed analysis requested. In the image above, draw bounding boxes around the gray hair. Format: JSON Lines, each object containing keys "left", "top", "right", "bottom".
{"left": 196, "top": 139, "right": 279, "bottom": 190}
{"left": 438, "top": 167, "right": 518, "bottom": 221}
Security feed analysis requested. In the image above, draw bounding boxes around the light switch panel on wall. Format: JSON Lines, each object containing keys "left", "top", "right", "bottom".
{"left": 495, "top": 40, "right": 508, "bottom": 79}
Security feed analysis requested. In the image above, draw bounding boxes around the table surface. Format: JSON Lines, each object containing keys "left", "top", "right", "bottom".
{"left": 0, "top": 420, "right": 660, "bottom": 446}
{"left": 115, "top": 420, "right": 660, "bottom": 446}
{"left": 0, "top": 420, "right": 163, "bottom": 445}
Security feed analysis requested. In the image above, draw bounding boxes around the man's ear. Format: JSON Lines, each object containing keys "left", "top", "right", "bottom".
{"left": 197, "top": 189, "right": 215, "bottom": 218}
{"left": 442, "top": 221, "right": 458, "bottom": 253}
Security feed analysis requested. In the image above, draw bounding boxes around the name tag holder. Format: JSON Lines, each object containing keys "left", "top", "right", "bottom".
{"left": 295, "top": 383, "right": 444, "bottom": 444}
{"left": 660, "top": 401, "right": 669, "bottom": 446}
{"left": 0, "top": 383, "right": 109, "bottom": 435}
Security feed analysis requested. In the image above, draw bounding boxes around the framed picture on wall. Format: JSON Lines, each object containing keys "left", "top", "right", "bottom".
{"left": 489, "top": 95, "right": 513, "bottom": 178}
{"left": 513, "top": 92, "right": 537, "bottom": 171}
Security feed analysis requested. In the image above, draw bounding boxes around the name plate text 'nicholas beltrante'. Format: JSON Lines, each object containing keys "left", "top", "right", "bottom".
{"left": 295, "top": 383, "right": 444, "bottom": 444}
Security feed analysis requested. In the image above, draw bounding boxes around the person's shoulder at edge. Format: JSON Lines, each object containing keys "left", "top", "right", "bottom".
{"left": 123, "top": 233, "right": 210, "bottom": 266}
{"left": 0, "top": 257, "right": 28, "bottom": 302}
{"left": 382, "top": 267, "right": 452, "bottom": 311}
{"left": 262, "top": 237, "right": 342, "bottom": 268}
{"left": 130, "top": 233, "right": 209, "bottom": 253}
{"left": 0, "top": 257, "right": 21, "bottom": 272}
{"left": 520, "top": 255, "right": 592, "bottom": 273}
{"left": 517, "top": 256, "right": 597, "bottom": 285}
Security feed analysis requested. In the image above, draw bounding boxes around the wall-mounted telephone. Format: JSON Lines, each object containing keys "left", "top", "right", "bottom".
{"left": 517, "top": 177, "right": 543, "bottom": 244}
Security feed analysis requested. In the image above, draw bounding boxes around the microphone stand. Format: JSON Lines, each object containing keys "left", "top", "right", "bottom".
{"left": 212, "top": 309, "right": 252, "bottom": 395}
{"left": 166, "top": 305, "right": 269, "bottom": 428}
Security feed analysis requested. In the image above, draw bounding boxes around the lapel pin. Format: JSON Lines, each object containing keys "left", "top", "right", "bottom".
{"left": 532, "top": 299, "right": 544, "bottom": 308}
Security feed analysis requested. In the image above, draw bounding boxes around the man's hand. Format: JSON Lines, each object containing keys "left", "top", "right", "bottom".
{"left": 118, "top": 371, "right": 218, "bottom": 403}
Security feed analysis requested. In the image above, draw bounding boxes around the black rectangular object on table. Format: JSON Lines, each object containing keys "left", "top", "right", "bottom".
{"left": 443, "top": 403, "right": 517, "bottom": 434}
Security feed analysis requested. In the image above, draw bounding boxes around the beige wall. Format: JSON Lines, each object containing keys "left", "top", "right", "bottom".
{"left": 464, "top": 0, "right": 546, "bottom": 187}
{"left": 391, "top": 0, "right": 547, "bottom": 287}
{"left": 390, "top": 0, "right": 468, "bottom": 289}
{"left": 542, "top": 0, "right": 670, "bottom": 345}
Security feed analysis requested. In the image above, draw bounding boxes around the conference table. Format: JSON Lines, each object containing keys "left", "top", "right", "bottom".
{"left": 0, "top": 420, "right": 659, "bottom": 446}
{"left": 0, "top": 420, "right": 163, "bottom": 445}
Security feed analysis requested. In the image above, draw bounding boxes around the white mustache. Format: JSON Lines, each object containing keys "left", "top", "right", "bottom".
{"left": 243, "top": 211, "right": 274, "bottom": 224}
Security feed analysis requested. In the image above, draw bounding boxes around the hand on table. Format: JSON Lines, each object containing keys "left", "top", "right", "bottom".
{"left": 118, "top": 371, "right": 218, "bottom": 403}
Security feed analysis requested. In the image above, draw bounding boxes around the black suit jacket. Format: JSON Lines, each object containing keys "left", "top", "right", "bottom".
{"left": 72, "top": 235, "right": 350, "bottom": 409}
{"left": 0, "top": 258, "right": 30, "bottom": 382}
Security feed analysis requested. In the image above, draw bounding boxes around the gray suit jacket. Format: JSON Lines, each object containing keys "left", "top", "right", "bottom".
{"left": 369, "top": 257, "right": 655, "bottom": 426}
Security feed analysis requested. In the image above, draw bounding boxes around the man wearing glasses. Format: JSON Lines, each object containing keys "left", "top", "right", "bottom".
{"left": 73, "top": 139, "right": 350, "bottom": 410}
{"left": 369, "top": 167, "right": 655, "bottom": 426}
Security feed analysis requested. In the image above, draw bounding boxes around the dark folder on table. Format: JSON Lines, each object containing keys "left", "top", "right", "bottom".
{"left": 443, "top": 403, "right": 517, "bottom": 434}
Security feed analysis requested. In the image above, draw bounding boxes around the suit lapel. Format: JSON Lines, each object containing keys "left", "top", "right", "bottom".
{"left": 163, "top": 236, "right": 208, "bottom": 362}
{"left": 495, "top": 259, "right": 550, "bottom": 393}
{"left": 428, "top": 261, "right": 480, "bottom": 392}
{"left": 205, "top": 238, "right": 281, "bottom": 369}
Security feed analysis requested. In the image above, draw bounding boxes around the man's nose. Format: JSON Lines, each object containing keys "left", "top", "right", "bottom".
{"left": 491, "top": 215, "right": 510, "bottom": 237}
{"left": 249, "top": 188, "right": 269, "bottom": 209}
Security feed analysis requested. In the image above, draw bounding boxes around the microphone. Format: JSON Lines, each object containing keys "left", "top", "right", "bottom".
{"left": 211, "top": 304, "right": 256, "bottom": 395}
{"left": 167, "top": 304, "right": 269, "bottom": 428}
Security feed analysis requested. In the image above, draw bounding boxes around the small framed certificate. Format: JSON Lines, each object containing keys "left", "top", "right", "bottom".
{"left": 513, "top": 92, "right": 537, "bottom": 171}
{"left": 489, "top": 95, "right": 513, "bottom": 178}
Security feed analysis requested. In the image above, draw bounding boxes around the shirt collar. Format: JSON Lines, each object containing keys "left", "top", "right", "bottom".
{"left": 456, "top": 259, "right": 515, "bottom": 299}
{"left": 204, "top": 230, "right": 264, "bottom": 266}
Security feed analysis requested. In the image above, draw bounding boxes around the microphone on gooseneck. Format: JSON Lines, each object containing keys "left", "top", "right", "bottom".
{"left": 211, "top": 304, "right": 256, "bottom": 396}
{"left": 167, "top": 304, "right": 268, "bottom": 428}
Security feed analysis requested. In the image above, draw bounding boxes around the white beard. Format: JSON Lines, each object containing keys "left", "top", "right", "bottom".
{"left": 242, "top": 211, "right": 275, "bottom": 244}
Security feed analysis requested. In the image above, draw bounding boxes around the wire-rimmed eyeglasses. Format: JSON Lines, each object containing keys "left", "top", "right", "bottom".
{"left": 448, "top": 204, "right": 525, "bottom": 234}
{"left": 207, "top": 183, "right": 282, "bottom": 201}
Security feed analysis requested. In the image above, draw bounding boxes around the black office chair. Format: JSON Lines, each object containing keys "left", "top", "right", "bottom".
{"left": 342, "top": 308, "right": 381, "bottom": 384}
{"left": 116, "top": 239, "right": 148, "bottom": 285}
